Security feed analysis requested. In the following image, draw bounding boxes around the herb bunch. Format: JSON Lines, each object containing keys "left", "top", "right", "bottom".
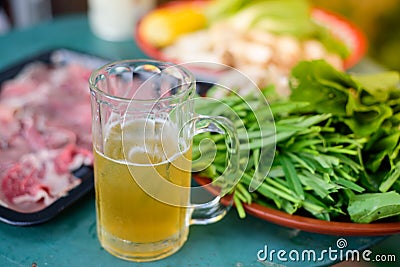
{"left": 193, "top": 60, "right": 400, "bottom": 223}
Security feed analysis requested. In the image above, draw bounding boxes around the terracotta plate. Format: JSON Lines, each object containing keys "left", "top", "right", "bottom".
{"left": 193, "top": 173, "right": 400, "bottom": 237}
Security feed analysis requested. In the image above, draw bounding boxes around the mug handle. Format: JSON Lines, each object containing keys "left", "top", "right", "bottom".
{"left": 190, "top": 115, "right": 240, "bottom": 225}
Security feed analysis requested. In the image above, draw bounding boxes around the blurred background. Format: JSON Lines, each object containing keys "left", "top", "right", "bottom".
{"left": 311, "top": 0, "right": 400, "bottom": 72}
{"left": 0, "top": 0, "right": 399, "bottom": 71}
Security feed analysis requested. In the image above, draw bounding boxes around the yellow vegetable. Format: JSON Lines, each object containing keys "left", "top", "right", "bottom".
{"left": 140, "top": 4, "right": 207, "bottom": 48}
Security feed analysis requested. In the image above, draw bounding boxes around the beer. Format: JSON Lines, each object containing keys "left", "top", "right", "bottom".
{"left": 94, "top": 119, "right": 192, "bottom": 260}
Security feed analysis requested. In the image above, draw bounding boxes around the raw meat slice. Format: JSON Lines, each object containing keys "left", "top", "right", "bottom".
{"left": 1, "top": 144, "right": 92, "bottom": 206}
{"left": 0, "top": 62, "right": 94, "bottom": 210}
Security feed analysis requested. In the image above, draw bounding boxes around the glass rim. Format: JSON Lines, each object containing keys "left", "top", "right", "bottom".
{"left": 89, "top": 59, "right": 195, "bottom": 103}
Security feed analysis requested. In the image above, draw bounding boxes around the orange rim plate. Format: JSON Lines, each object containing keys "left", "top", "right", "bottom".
{"left": 194, "top": 176, "right": 400, "bottom": 236}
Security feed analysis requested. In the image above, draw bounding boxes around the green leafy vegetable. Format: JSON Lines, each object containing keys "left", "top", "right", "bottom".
{"left": 194, "top": 59, "right": 400, "bottom": 223}
{"left": 290, "top": 60, "right": 400, "bottom": 176}
{"left": 194, "top": 91, "right": 367, "bottom": 222}
{"left": 348, "top": 191, "right": 400, "bottom": 223}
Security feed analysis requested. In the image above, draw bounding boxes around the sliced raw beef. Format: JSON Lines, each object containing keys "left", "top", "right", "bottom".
{"left": 0, "top": 62, "right": 94, "bottom": 210}
{"left": 1, "top": 144, "right": 92, "bottom": 206}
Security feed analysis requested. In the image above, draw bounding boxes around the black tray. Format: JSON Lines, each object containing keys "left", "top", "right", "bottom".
{"left": 0, "top": 48, "right": 109, "bottom": 226}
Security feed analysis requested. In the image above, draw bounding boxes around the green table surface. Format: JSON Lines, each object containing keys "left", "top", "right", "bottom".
{"left": 0, "top": 14, "right": 399, "bottom": 267}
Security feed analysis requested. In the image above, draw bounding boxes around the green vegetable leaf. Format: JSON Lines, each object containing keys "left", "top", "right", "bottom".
{"left": 290, "top": 60, "right": 356, "bottom": 115}
{"left": 352, "top": 71, "right": 400, "bottom": 103}
{"left": 279, "top": 154, "right": 305, "bottom": 200}
{"left": 225, "top": 0, "right": 314, "bottom": 36}
{"left": 379, "top": 162, "right": 400, "bottom": 193}
{"left": 348, "top": 191, "right": 400, "bottom": 223}
{"left": 343, "top": 104, "right": 393, "bottom": 137}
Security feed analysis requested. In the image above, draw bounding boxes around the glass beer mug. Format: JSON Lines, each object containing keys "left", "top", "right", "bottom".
{"left": 89, "top": 60, "right": 240, "bottom": 262}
